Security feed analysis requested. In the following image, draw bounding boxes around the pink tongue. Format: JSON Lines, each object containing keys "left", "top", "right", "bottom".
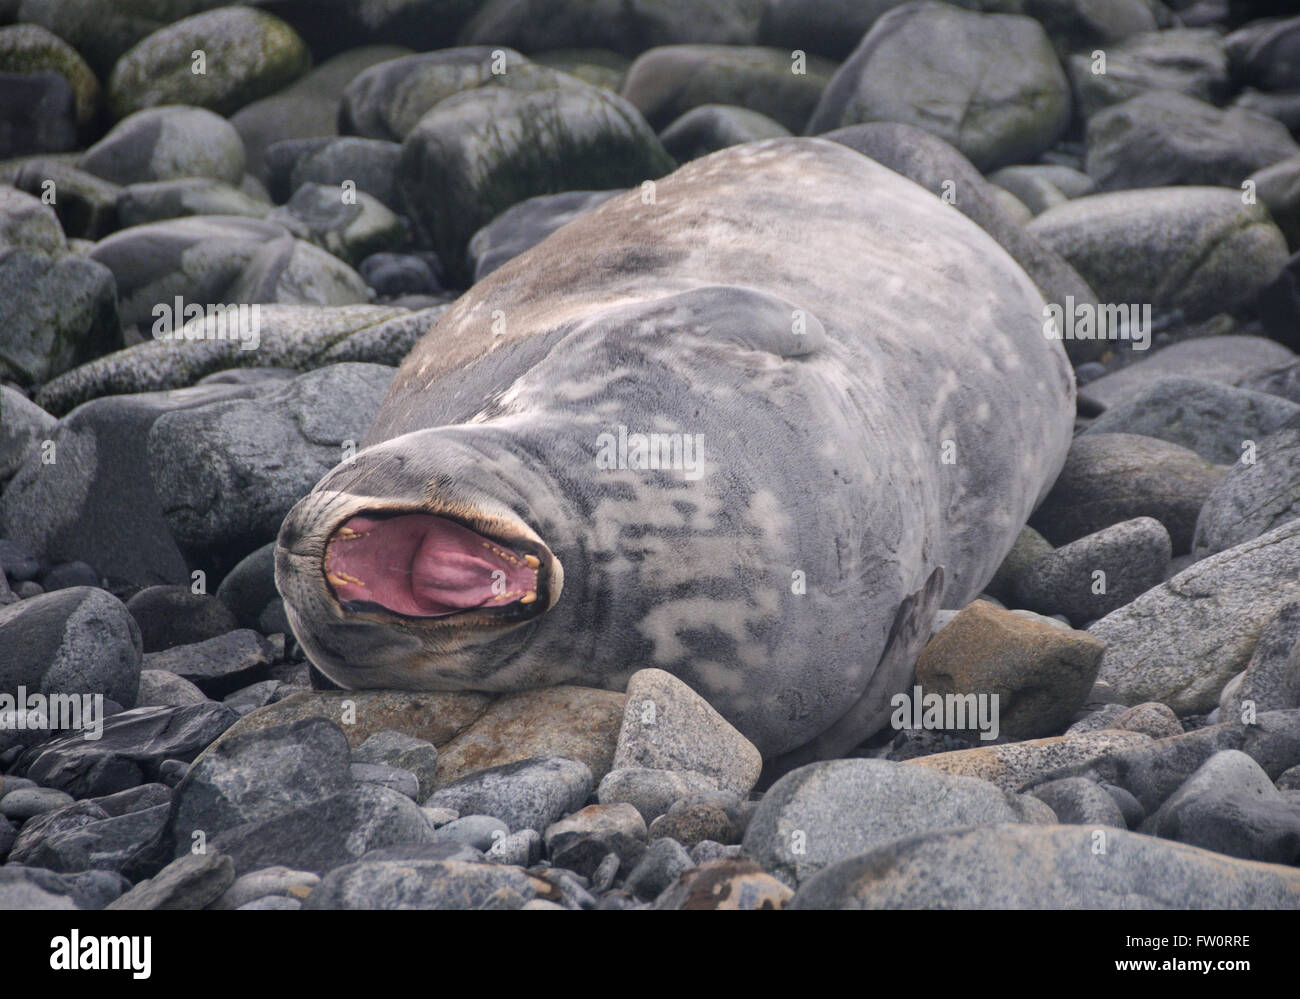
{"left": 324, "top": 513, "right": 537, "bottom": 617}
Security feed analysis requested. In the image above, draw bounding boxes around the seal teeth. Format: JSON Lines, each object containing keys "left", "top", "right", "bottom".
{"left": 520, "top": 591, "right": 537, "bottom": 604}
{"left": 524, "top": 555, "right": 540, "bottom": 569}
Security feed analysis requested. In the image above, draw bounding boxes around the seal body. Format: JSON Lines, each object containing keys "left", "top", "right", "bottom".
{"left": 276, "top": 138, "right": 1074, "bottom": 768}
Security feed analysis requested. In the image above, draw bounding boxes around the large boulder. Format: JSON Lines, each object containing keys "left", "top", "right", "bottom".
{"left": 807, "top": 2, "right": 1071, "bottom": 171}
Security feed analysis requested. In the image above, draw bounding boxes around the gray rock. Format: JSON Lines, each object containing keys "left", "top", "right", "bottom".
{"left": 0, "top": 785, "right": 75, "bottom": 820}
{"left": 1225, "top": 15, "right": 1300, "bottom": 91}
{"left": 302, "top": 858, "right": 534, "bottom": 909}
{"left": 1144, "top": 750, "right": 1300, "bottom": 865}
{"left": 467, "top": 189, "right": 620, "bottom": 282}
{"left": 223, "top": 230, "right": 373, "bottom": 308}
{"left": 659, "top": 104, "right": 790, "bottom": 162}
{"left": 268, "top": 136, "right": 403, "bottom": 210}
{"left": 17, "top": 703, "right": 239, "bottom": 799}
{"left": 156, "top": 717, "right": 434, "bottom": 875}
{"left": 106, "top": 850, "right": 235, "bottom": 909}
{"left": 116, "top": 178, "right": 271, "bottom": 227}
{"left": 0, "top": 245, "right": 120, "bottom": 386}
{"left": 214, "top": 542, "right": 277, "bottom": 630}
{"left": 1083, "top": 336, "right": 1297, "bottom": 410}
{"left": 1086, "top": 90, "right": 1299, "bottom": 190}
{"left": 143, "top": 630, "right": 272, "bottom": 698}
{"left": 742, "top": 757, "right": 1044, "bottom": 887}
{"left": 1030, "top": 433, "right": 1225, "bottom": 556}
{"left": 338, "top": 47, "right": 535, "bottom": 142}
{"left": 1013, "top": 517, "right": 1171, "bottom": 623}
{"left": 146, "top": 364, "right": 394, "bottom": 569}
{"left": 624, "top": 836, "right": 694, "bottom": 900}
{"left": 788, "top": 823, "right": 1300, "bottom": 908}
{"left": 595, "top": 766, "right": 720, "bottom": 823}
{"left": 621, "top": 44, "right": 834, "bottom": 132}
{"left": 984, "top": 526, "right": 1055, "bottom": 604}
{"left": 1082, "top": 377, "right": 1300, "bottom": 465}
{"left": 352, "top": 730, "right": 440, "bottom": 802}
{"left": 7, "top": 158, "right": 121, "bottom": 239}
{"left": 0, "top": 865, "right": 78, "bottom": 908}
{"left": 0, "top": 185, "right": 65, "bottom": 254}
{"left": 398, "top": 80, "right": 674, "bottom": 282}
{"left": 78, "top": 106, "right": 245, "bottom": 186}
{"left": 1250, "top": 155, "right": 1300, "bottom": 251}
{"left": 1068, "top": 28, "right": 1229, "bottom": 118}
{"left": 426, "top": 756, "right": 593, "bottom": 833}
{"left": 8, "top": 802, "right": 170, "bottom": 873}
{"left": 106, "top": 7, "right": 310, "bottom": 119}
{"left": 487, "top": 827, "right": 542, "bottom": 867}
{"left": 222, "top": 681, "right": 284, "bottom": 716}
{"left": 0, "top": 387, "right": 55, "bottom": 485}
{"left": 1090, "top": 519, "right": 1300, "bottom": 712}
{"left": 350, "top": 762, "right": 420, "bottom": 800}
{"left": 126, "top": 587, "right": 239, "bottom": 652}
{"left": 237, "top": 895, "right": 301, "bottom": 909}
{"left": 0, "top": 69, "right": 77, "bottom": 155}
{"left": 986, "top": 164, "right": 1094, "bottom": 216}
{"left": 232, "top": 45, "right": 411, "bottom": 180}
{"left": 807, "top": 2, "right": 1070, "bottom": 171}
{"left": 1220, "top": 602, "right": 1300, "bottom": 720}
{"left": 1027, "top": 189, "right": 1290, "bottom": 324}
{"left": 1195, "top": 415, "right": 1300, "bottom": 557}
{"left": 460, "top": 0, "right": 764, "bottom": 56}
{"left": 612, "top": 668, "right": 762, "bottom": 798}
{"left": 542, "top": 802, "right": 647, "bottom": 878}
{"left": 37, "top": 304, "right": 408, "bottom": 415}
{"left": 432, "top": 814, "right": 510, "bottom": 852}
{"left": 212, "top": 864, "right": 320, "bottom": 909}
{"left": 0, "top": 586, "right": 142, "bottom": 709}
{"left": 1030, "top": 776, "right": 1127, "bottom": 827}
{"left": 648, "top": 793, "right": 742, "bottom": 847}
{"left": 0, "top": 23, "right": 100, "bottom": 130}
{"left": 266, "top": 182, "right": 406, "bottom": 267}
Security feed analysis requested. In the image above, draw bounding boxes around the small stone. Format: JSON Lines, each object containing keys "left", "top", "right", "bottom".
{"left": 624, "top": 836, "right": 694, "bottom": 900}
{"left": 651, "top": 859, "right": 793, "bottom": 910}
{"left": 1029, "top": 777, "right": 1126, "bottom": 826}
{"left": 106, "top": 851, "right": 235, "bottom": 910}
{"left": 425, "top": 756, "right": 593, "bottom": 834}
{"left": 595, "top": 766, "right": 720, "bottom": 824}
{"left": 542, "top": 803, "right": 647, "bottom": 879}
{"left": 213, "top": 865, "right": 320, "bottom": 909}
{"left": 647, "top": 793, "right": 741, "bottom": 847}
{"left": 349, "top": 762, "right": 419, "bottom": 800}
{"left": 612, "top": 668, "right": 762, "bottom": 797}
{"left": 0, "top": 785, "right": 75, "bottom": 820}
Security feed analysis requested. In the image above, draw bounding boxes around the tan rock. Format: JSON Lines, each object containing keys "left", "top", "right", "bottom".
{"left": 905, "top": 728, "right": 1151, "bottom": 792}
{"left": 651, "top": 860, "right": 793, "bottom": 910}
{"left": 1113, "top": 701, "right": 1183, "bottom": 739}
{"left": 436, "top": 685, "right": 626, "bottom": 785}
{"left": 915, "top": 599, "right": 1105, "bottom": 739}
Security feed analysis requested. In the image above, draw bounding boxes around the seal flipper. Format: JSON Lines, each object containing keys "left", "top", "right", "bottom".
{"left": 759, "top": 565, "right": 947, "bottom": 786}
{"left": 632, "top": 285, "right": 827, "bottom": 358}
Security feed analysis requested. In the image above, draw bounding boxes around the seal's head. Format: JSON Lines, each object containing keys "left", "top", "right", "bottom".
{"left": 274, "top": 427, "right": 567, "bottom": 692}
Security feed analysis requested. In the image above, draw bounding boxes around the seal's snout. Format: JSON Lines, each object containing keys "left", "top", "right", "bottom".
{"left": 324, "top": 512, "right": 542, "bottom": 618}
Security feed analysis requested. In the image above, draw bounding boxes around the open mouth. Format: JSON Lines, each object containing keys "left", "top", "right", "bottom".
{"left": 323, "top": 512, "right": 542, "bottom": 619}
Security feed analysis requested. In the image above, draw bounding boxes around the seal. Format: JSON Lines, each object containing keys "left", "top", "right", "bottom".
{"left": 275, "top": 137, "right": 1075, "bottom": 771}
